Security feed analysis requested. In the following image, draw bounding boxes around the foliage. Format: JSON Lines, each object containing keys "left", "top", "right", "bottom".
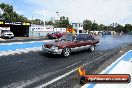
{"left": 0, "top": 3, "right": 29, "bottom": 22}
{"left": 123, "top": 24, "right": 132, "bottom": 33}
{"left": 0, "top": 3, "right": 132, "bottom": 33}
{"left": 54, "top": 16, "right": 72, "bottom": 28}
{"left": 45, "top": 21, "right": 54, "bottom": 25}
{"left": 83, "top": 19, "right": 92, "bottom": 31}
{"left": 98, "top": 24, "right": 105, "bottom": 31}
{"left": 31, "top": 19, "right": 44, "bottom": 25}
{"left": 91, "top": 22, "right": 98, "bottom": 31}
{"left": 114, "top": 24, "right": 124, "bottom": 33}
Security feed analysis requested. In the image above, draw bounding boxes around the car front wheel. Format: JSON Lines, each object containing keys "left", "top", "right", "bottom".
{"left": 89, "top": 45, "right": 95, "bottom": 52}
{"left": 2, "top": 36, "right": 5, "bottom": 39}
{"left": 62, "top": 48, "right": 70, "bottom": 57}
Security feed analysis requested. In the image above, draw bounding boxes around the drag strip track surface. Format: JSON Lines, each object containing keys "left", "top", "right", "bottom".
{"left": 0, "top": 35, "right": 132, "bottom": 88}
{"left": 0, "top": 48, "right": 121, "bottom": 88}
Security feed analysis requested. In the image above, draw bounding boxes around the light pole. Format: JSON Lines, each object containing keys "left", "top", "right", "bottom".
{"left": 0, "top": 8, "right": 4, "bottom": 20}
{"left": 56, "top": 12, "right": 60, "bottom": 21}
{"left": 42, "top": 13, "right": 46, "bottom": 27}
{"left": 54, "top": 12, "right": 60, "bottom": 28}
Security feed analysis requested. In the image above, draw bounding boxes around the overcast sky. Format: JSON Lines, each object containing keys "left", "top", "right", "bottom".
{"left": 0, "top": 0, "right": 132, "bottom": 25}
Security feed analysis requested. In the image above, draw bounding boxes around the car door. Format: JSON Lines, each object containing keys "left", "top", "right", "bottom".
{"left": 72, "top": 34, "right": 85, "bottom": 52}
{"left": 80, "top": 34, "right": 91, "bottom": 50}
{"left": 85, "top": 35, "right": 95, "bottom": 48}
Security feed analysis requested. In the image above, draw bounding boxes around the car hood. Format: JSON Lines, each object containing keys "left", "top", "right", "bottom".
{"left": 45, "top": 40, "right": 72, "bottom": 47}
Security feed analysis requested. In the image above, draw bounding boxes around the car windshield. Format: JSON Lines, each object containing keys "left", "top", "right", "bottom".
{"left": 59, "top": 34, "right": 75, "bottom": 41}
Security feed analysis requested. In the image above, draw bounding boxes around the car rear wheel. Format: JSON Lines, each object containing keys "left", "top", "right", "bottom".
{"left": 2, "top": 36, "right": 5, "bottom": 39}
{"left": 89, "top": 45, "right": 95, "bottom": 52}
{"left": 62, "top": 48, "right": 70, "bottom": 57}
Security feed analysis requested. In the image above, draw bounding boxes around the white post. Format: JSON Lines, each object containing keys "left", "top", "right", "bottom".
{"left": 42, "top": 13, "right": 46, "bottom": 27}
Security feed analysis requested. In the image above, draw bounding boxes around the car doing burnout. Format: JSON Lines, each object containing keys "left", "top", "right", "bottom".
{"left": 42, "top": 34, "right": 99, "bottom": 57}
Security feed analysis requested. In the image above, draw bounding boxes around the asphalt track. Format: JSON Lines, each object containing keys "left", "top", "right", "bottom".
{"left": 0, "top": 35, "right": 132, "bottom": 88}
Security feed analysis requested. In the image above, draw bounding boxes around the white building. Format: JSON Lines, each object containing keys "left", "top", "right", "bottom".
{"left": 29, "top": 24, "right": 54, "bottom": 37}
{"left": 77, "top": 27, "right": 84, "bottom": 33}
{"left": 72, "top": 23, "right": 83, "bottom": 29}
{"left": 54, "top": 28, "right": 66, "bottom": 33}
{"left": 29, "top": 24, "right": 67, "bottom": 37}
{"left": 72, "top": 23, "right": 84, "bottom": 33}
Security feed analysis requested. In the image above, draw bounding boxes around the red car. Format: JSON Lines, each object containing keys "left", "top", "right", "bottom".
{"left": 46, "top": 32, "right": 65, "bottom": 39}
{"left": 42, "top": 34, "right": 99, "bottom": 57}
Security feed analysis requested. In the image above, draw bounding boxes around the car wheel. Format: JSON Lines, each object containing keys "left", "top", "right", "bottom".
{"left": 11, "top": 37, "right": 14, "bottom": 39}
{"left": 2, "top": 36, "right": 5, "bottom": 39}
{"left": 89, "top": 45, "right": 95, "bottom": 52}
{"left": 62, "top": 48, "right": 70, "bottom": 57}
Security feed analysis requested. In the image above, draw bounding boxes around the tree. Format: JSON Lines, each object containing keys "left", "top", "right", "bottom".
{"left": 45, "top": 21, "right": 54, "bottom": 25}
{"left": 103, "top": 26, "right": 109, "bottom": 31}
{"left": 123, "top": 24, "right": 132, "bottom": 33}
{"left": 33, "top": 19, "right": 44, "bottom": 25}
{"left": 114, "top": 24, "right": 124, "bottom": 33}
{"left": 98, "top": 24, "right": 105, "bottom": 31}
{"left": 54, "top": 16, "right": 72, "bottom": 28}
{"left": 91, "top": 23, "right": 99, "bottom": 31}
{"left": 83, "top": 19, "right": 92, "bottom": 32}
{"left": 0, "top": 3, "right": 29, "bottom": 22}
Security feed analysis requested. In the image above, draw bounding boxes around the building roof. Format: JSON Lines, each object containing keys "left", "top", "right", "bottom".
{"left": 31, "top": 24, "right": 54, "bottom": 28}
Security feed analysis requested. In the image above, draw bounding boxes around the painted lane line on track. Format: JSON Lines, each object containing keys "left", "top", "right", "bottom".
{"left": 0, "top": 47, "right": 42, "bottom": 57}
{"left": 3, "top": 72, "right": 52, "bottom": 88}
{"left": 102, "top": 50, "right": 131, "bottom": 74}
{"left": 37, "top": 50, "right": 117, "bottom": 88}
{"left": 1, "top": 50, "right": 114, "bottom": 88}
{"left": 36, "top": 69, "right": 78, "bottom": 88}
{"left": 30, "top": 62, "right": 80, "bottom": 88}
{"left": 33, "top": 47, "right": 38, "bottom": 49}
{"left": 25, "top": 48, "right": 30, "bottom": 49}
{"left": 29, "top": 61, "right": 81, "bottom": 88}
{"left": 0, "top": 40, "right": 52, "bottom": 52}
{"left": 81, "top": 50, "right": 132, "bottom": 88}
{"left": 88, "top": 50, "right": 132, "bottom": 88}
{"left": 0, "top": 40, "right": 53, "bottom": 45}
{"left": 79, "top": 49, "right": 119, "bottom": 88}
{"left": 2, "top": 61, "right": 82, "bottom": 88}
{"left": 8, "top": 50, "right": 12, "bottom": 52}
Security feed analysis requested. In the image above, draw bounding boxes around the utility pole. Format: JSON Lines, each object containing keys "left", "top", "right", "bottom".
{"left": 0, "top": 8, "right": 4, "bottom": 20}
{"left": 31, "top": 15, "right": 33, "bottom": 24}
{"left": 42, "top": 13, "right": 46, "bottom": 27}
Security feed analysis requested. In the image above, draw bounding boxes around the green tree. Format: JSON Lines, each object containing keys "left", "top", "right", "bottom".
{"left": 123, "top": 24, "right": 132, "bottom": 33}
{"left": 32, "top": 19, "right": 44, "bottom": 25}
{"left": 83, "top": 19, "right": 92, "bottom": 32}
{"left": 114, "top": 24, "right": 124, "bottom": 33}
{"left": 103, "top": 26, "right": 109, "bottom": 31}
{"left": 0, "top": 3, "right": 29, "bottom": 22}
{"left": 54, "top": 16, "right": 72, "bottom": 28}
{"left": 91, "top": 22, "right": 99, "bottom": 31}
{"left": 98, "top": 24, "right": 105, "bottom": 31}
{"left": 45, "top": 21, "right": 54, "bottom": 25}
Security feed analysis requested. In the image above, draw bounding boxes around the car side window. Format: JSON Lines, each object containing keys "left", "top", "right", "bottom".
{"left": 76, "top": 35, "right": 84, "bottom": 41}
{"left": 86, "top": 35, "right": 95, "bottom": 40}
